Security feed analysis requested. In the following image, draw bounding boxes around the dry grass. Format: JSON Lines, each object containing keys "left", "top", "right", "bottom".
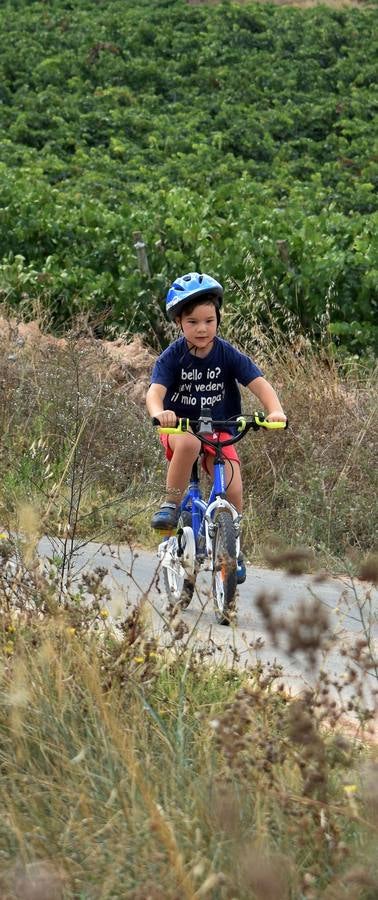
{"left": 0, "top": 536, "right": 377, "bottom": 899}
{"left": 0, "top": 308, "right": 377, "bottom": 896}
{"left": 0, "top": 312, "right": 376, "bottom": 571}
{"left": 0, "top": 326, "right": 160, "bottom": 547}
{"left": 222, "top": 303, "right": 378, "bottom": 571}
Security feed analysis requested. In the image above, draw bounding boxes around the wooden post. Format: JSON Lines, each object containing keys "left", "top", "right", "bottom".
{"left": 133, "top": 231, "right": 151, "bottom": 277}
{"left": 276, "top": 239, "right": 289, "bottom": 265}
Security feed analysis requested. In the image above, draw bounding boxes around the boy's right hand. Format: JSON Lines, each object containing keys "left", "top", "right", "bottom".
{"left": 153, "top": 410, "right": 178, "bottom": 427}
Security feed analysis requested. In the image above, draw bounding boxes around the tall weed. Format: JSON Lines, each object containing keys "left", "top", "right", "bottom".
{"left": 0, "top": 537, "right": 377, "bottom": 899}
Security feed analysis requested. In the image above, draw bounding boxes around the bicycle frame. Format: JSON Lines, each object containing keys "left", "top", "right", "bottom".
{"left": 154, "top": 412, "right": 287, "bottom": 565}
{"left": 179, "top": 442, "right": 241, "bottom": 561}
{"left": 154, "top": 413, "right": 287, "bottom": 621}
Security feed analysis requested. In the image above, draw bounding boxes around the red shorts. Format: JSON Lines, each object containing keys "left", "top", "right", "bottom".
{"left": 159, "top": 432, "right": 240, "bottom": 475}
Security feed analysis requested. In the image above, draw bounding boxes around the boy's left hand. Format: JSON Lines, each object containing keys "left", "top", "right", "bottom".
{"left": 266, "top": 410, "right": 287, "bottom": 423}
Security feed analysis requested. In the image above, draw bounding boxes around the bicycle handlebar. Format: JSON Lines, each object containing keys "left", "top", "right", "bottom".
{"left": 152, "top": 413, "right": 288, "bottom": 446}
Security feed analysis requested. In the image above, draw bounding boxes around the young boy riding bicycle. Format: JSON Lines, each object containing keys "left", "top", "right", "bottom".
{"left": 146, "top": 272, "right": 287, "bottom": 583}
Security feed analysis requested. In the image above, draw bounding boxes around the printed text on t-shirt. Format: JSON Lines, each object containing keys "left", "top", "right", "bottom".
{"left": 170, "top": 366, "right": 225, "bottom": 409}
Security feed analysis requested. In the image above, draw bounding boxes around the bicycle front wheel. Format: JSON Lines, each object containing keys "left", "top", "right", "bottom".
{"left": 212, "top": 509, "right": 237, "bottom": 625}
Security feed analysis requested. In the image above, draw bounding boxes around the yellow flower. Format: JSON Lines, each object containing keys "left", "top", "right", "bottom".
{"left": 344, "top": 784, "right": 357, "bottom": 795}
{"left": 4, "top": 642, "right": 14, "bottom": 655}
{"left": 66, "top": 627, "right": 76, "bottom": 637}
{"left": 0, "top": 532, "right": 8, "bottom": 540}
{"left": 134, "top": 656, "right": 145, "bottom": 664}
{"left": 6, "top": 624, "right": 16, "bottom": 634}
{"left": 100, "top": 608, "right": 109, "bottom": 619}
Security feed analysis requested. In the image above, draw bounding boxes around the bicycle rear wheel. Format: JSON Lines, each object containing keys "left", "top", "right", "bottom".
{"left": 212, "top": 509, "right": 237, "bottom": 625}
{"left": 162, "top": 565, "right": 195, "bottom": 610}
{"left": 162, "top": 512, "right": 196, "bottom": 609}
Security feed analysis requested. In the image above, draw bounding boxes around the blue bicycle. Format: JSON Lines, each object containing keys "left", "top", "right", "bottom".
{"left": 154, "top": 413, "right": 287, "bottom": 625}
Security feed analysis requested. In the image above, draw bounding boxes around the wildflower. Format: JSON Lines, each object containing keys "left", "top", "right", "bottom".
{"left": 4, "top": 642, "right": 14, "bottom": 655}
{"left": 66, "top": 627, "right": 76, "bottom": 637}
{"left": 100, "top": 608, "right": 109, "bottom": 619}
{"left": 134, "top": 656, "right": 145, "bottom": 663}
{"left": 0, "top": 532, "right": 8, "bottom": 540}
{"left": 344, "top": 784, "right": 357, "bottom": 795}
{"left": 344, "top": 783, "right": 359, "bottom": 815}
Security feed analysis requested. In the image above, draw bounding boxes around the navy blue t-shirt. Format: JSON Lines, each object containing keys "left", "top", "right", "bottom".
{"left": 151, "top": 337, "right": 262, "bottom": 429}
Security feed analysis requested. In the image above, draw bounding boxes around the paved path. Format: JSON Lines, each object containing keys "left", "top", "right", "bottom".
{"left": 39, "top": 538, "right": 377, "bottom": 710}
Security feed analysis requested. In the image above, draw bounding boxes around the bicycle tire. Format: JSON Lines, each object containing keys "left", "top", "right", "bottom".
{"left": 162, "top": 511, "right": 196, "bottom": 610}
{"left": 212, "top": 509, "right": 237, "bottom": 625}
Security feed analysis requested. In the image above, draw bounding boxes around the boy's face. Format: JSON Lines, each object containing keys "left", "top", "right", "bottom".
{"left": 177, "top": 303, "right": 218, "bottom": 352}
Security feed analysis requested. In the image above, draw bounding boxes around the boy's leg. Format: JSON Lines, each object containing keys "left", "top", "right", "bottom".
{"left": 151, "top": 433, "right": 200, "bottom": 529}
{"left": 165, "top": 432, "right": 200, "bottom": 503}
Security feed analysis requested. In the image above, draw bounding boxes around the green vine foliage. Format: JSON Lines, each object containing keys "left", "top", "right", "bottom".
{"left": 0, "top": 0, "right": 377, "bottom": 352}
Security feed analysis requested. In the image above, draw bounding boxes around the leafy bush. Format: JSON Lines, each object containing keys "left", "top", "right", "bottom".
{"left": 0, "top": 0, "right": 377, "bottom": 351}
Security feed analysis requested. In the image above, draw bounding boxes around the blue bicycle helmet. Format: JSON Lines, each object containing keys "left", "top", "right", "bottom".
{"left": 165, "top": 272, "right": 223, "bottom": 321}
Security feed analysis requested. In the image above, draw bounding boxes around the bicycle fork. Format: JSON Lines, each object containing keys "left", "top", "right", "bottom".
{"left": 205, "top": 500, "right": 242, "bottom": 561}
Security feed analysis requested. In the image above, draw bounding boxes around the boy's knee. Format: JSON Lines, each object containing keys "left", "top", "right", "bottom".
{"left": 173, "top": 434, "right": 199, "bottom": 456}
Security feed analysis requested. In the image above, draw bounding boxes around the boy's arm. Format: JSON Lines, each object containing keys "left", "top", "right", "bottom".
{"left": 246, "top": 376, "right": 286, "bottom": 422}
{"left": 146, "top": 383, "right": 177, "bottom": 427}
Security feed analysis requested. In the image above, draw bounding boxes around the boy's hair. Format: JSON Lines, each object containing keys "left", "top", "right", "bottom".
{"left": 178, "top": 293, "right": 221, "bottom": 325}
